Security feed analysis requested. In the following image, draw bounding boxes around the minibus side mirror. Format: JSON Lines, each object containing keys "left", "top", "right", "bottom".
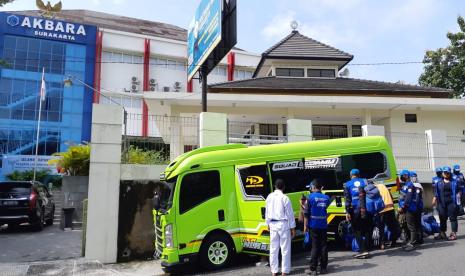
{"left": 153, "top": 192, "right": 161, "bottom": 210}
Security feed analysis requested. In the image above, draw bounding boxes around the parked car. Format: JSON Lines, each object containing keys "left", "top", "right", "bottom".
{"left": 0, "top": 181, "right": 55, "bottom": 231}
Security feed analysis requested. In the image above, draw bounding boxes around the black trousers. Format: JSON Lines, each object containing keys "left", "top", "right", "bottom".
{"left": 351, "top": 213, "right": 372, "bottom": 252}
{"left": 437, "top": 203, "right": 458, "bottom": 233}
{"left": 415, "top": 210, "right": 424, "bottom": 242}
{"left": 378, "top": 210, "right": 401, "bottom": 245}
{"left": 405, "top": 211, "right": 420, "bottom": 244}
{"left": 310, "top": 228, "right": 328, "bottom": 271}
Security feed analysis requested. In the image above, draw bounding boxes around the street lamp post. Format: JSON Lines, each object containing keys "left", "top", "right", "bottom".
{"left": 63, "top": 76, "right": 129, "bottom": 158}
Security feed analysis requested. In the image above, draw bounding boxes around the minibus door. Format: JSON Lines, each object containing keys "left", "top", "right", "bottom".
{"left": 235, "top": 163, "right": 272, "bottom": 254}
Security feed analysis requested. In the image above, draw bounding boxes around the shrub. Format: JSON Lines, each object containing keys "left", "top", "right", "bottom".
{"left": 49, "top": 144, "right": 90, "bottom": 176}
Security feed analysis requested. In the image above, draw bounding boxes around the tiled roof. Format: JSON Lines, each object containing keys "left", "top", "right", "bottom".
{"left": 209, "top": 76, "right": 450, "bottom": 98}
{"left": 11, "top": 10, "right": 188, "bottom": 41}
{"left": 263, "top": 31, "right": 353, "bottom": 60}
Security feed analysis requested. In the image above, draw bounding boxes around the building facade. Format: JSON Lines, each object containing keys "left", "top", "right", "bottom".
{"left": 0, "top": 10, "right": 260, "bottom": 178}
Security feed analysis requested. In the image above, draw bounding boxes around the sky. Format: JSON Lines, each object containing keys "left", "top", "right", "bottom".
{"left": 2, "top": 0, "right": 465, "bottom": 85}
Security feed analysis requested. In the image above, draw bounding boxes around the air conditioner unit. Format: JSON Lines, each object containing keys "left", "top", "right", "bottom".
{"left": 173, "top": 81, "right": 181, "bottom": 92}
{"left": 131, "top": 85, "right": 137, "bottom": 90}
{"left": 150, "top": 87, "right": 155, "bottom": 91}
{"left": 163, "top": 86, "right": 170, "bottom": 92}
{"left": 131, "top": 76, "right": 137, "bottom": 82}
{"left": 150, "top": 78, "right": 156, "bottom": 84}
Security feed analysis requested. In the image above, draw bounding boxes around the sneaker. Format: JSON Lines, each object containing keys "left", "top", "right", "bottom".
{"left": 354, "top": 252, "right": 369, "bottom": 259}
{"left": 403, "top": 243, "right": 415, "bottom": 251}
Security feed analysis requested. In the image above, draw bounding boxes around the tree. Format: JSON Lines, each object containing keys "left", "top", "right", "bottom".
{"left": 49, "top": 144, "right": 91, "bottom": 176}
{"left": 0, "top": 0, "right": 15, "bottom": 7}
{"left": 419, "top": 16, "right": 465, "bottom": 98}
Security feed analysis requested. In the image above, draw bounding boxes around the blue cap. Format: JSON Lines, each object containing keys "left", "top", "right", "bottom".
{"left": 435, "top": 167, "right": 443, "bottom": 173}
{"left": 443, "top": 166, "right": 452, "bottom": 173}
{"left": 409, "top": 171, "right": 418, "bottom": 177}
{"left": 453, "top": 164, "right": 460, "bottom": 171}
{"left": 399, "top": 169, "right": 410, "bottom": 176}
{"left": 350, "top": 168, "right": 360, "bottom": 176}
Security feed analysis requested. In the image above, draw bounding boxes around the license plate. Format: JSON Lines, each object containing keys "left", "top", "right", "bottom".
{"left": 0, "top": 200, "right": 18, "bottom": 206}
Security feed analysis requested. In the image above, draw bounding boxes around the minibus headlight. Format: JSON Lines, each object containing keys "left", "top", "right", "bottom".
{"left": 165, "top": 224, "right": 173, "bottom": 248}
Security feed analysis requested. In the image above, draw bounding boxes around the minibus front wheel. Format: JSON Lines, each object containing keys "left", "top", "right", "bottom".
{"left": 199, "top": 232, "right": 234, "bottom": 270}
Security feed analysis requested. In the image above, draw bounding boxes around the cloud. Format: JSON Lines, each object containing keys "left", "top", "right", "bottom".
{"left": 91, "top": 0, "right": 126, "bottom": 5}
{"left": 261, "top": 12, "right": 296, "bottom": 41}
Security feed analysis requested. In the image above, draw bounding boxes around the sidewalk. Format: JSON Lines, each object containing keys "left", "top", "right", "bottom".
{"left": 0, "top": 258, "right": 166, "bottom": 276}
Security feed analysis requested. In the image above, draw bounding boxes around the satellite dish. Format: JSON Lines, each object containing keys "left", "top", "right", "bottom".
{"left": 339, "top": 68, "right": 350, "bottom": 78}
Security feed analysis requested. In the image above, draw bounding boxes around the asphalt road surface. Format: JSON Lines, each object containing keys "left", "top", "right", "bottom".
{"left": 0, "top": 223, "right": 82, "bottom": 263}
{"left": 172, "top": 218, "right": 465, "bottom": 276}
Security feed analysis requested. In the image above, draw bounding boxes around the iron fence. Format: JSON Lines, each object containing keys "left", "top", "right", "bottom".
{"left": 386, "top": 132, "right": 431, "bottom": 171}
{"left": 447, "top": 135, "right": 465, "bottom": 167}
{"left": 227, "top": 120, "right": 287, "bottom": 145}
{"left": 122, "top": 114, "right": 198, "bottom": 164}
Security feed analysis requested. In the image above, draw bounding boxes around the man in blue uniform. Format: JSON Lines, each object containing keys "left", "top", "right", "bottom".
{"left": 432, "top": 167, "right": 443, "bottom": 189}
{"left": 410, "top": 171, "right": 424, "bottom": 245}
{"left": 304, "top": 179, "right": 331, "bottom": 275}
{"left": 452, "top": 165, "right": 465, "bottom": 211}
{"left": 433, "top": 166, "right": 461, "bottom": 240}
{"left": 398, "top": 169, "right": 419, "bottom": 251}
{"left": 344, "top": 168, "right": 370, "bottom": 258}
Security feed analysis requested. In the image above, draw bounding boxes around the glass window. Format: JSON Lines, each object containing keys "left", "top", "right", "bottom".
{"left": 276, "top": 68, "right": 304, "bottom": 77}
{"left": 237, "top": 165, "right": 271, "bottom": 199}
{"left": 405, "top": 114, "right": 417, "bottom": 123}
{"left": 111, "top": 52, "right": 122, "bottom": 63}
{"left": 102, "top": 51, "right": 112, "bottom": 62}
{"left": 340, "top": 152, "right": 387, "bottom": 181}
{"left": 269, "top": 160, "right": 307, "bottom": 193}
{"left": 132, "top": 98, "right": 142, "bottom": 108}
{"left": 177, "top": 61, "right": 185, "bottom": 71}
{"left": 179, "top": 171, "right": 221, "bottom": 214}
{"left": 122, "top": 53, "right": 133, "bottom": 64}
{"left": 4, "top": 36, "right": 16, "bottom": 49}
{"left": 244, "top": 71, "right": 253, "bottom": 79}
{"left": 149, "top": 58, "right": 157, "bottom": 65}
{"left": 167, "top": 60, "right": 177, "bottom": 70}
{"left": 352, "top": 125, "right": 362, "bottom": 137}
{"left": 133, "top": 55, "right": 143, "bottom": 64}
{"left": 259, "top": 124, "right": 278, "bottom": 140}
{"left": 321, "top": 69, "right": 335, "bottom": 78}
{"left": 307, "top": 69, "right": 336, "bottom": 78}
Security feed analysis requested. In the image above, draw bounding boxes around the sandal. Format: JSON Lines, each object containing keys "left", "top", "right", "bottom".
{"left": 448, "top": 233, "right": 457, "bottom": 241}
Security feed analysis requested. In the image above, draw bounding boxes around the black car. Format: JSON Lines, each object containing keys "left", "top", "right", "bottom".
{"left": 0, "top": 181, "right": 55, "bottom": 231}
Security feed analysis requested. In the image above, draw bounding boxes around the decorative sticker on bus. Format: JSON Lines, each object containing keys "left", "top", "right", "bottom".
{"left": 271, "top": 160, "right": 304, "bottom": 171}
{"left": 305, "top": 157, "right": 340, "bottom": 169}
{"left": 245, "top": 176, "right": 264, "bottom": 188}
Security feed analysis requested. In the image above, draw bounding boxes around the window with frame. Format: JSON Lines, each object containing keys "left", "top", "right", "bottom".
{"left": 340, "top": 152, "right": 387, "bottom": 181}
{"left": 405, "top": 114, "right": 417, "bottom": 123}
{"left": 179, "top": 171, "right": 221, "bottom": 214}
{"left": 259, "top": 124, "right": 278, "bottom": 140}
{"left": 237, "top": 165, "right": 271, "bottom": 199}
{"left": 276, "top": 68, "right": 305, "bottom": 77}
{"left": 307, "top": 69, "right": 336, "bottom": 78}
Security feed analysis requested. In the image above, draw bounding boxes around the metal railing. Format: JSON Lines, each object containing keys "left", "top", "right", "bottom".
{"left": 227, "top": 120, "right": 287, "bottom": 145}
{"left": 122, "top": 114, "right": 199, "bottom": 164}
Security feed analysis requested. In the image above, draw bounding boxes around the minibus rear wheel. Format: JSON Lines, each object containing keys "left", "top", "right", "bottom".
{"left": 200, "top": 233, "right": 234, "bottom": 270}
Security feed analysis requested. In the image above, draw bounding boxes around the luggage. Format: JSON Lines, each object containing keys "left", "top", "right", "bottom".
{"left": 421, "top": 214, "right": 440, "bottom": 235}
{"left": 365, "top": 184, "right": 385, "bottom": 214}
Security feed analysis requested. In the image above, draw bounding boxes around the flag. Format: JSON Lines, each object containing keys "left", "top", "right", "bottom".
{"left": 40, "top": 67, "right": 46, "bottom": 102}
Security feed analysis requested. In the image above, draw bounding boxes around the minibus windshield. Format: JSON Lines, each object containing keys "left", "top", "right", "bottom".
{"left": 155, "top": 177, "right": 177, "bottom": 211}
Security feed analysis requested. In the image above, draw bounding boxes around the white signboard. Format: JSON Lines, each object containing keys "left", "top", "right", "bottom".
{"left": 305, "top": 157, "right": 340, "bottom": 169}
{"left": 1, "top": 155, "right": 59, "bottom": 177}
{"left": 272, "top": 161, "right": 303, "bottom": 171}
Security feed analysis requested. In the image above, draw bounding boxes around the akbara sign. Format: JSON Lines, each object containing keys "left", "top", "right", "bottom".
{"left": 0, "top": 12, "right": 95, "bottom": 44}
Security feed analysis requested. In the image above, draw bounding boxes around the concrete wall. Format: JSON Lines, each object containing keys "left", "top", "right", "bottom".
{"left": 61, "top": 176, "right": 89, "bottom": 223}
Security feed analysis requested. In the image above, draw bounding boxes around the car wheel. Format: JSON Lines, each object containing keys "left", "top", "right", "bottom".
{"left": 199, "top": 233, "right": 234, "bottom": 271}
{"left": 33, "top": 208, "right": 44, "bottom": 231}
{"left": 46, "top": 206, "right": 54, "bottom": 226}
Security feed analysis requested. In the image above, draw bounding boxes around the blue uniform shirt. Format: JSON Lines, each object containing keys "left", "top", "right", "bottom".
{"left": 453, "top": 173, "right": 465, "bottom": 193}
{"left": 344, "top": 178, "right": 367, "bottom": 212}
{"left": 435, "top": 178, "right": 461, "bottom": 207}
{"left": 305, "top": 192, "right": 330, "bottom": 229}
{"left": 399, "top": 181, "right": 418, "bottom": 212}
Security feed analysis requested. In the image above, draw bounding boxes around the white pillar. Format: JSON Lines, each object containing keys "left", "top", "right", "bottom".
{"left": 287, "top": 119, "right": 312, "bottom": 143}
{"left": 362, "top": 109, "right": 372, "bottom": 125}
{"left": 199, "top": 112, "right": 227, "bottom": 147}
{"left": 85, "top": 104, "right": 122, "bottom": 263}
{"left": 170, "top": 116, "right": 183, "bottom": 161}
{"left": 362, "top": 125, "right": 385, "bottom": 137}
{"left": 425, "top": 129, "right": 448, "bottom": 170}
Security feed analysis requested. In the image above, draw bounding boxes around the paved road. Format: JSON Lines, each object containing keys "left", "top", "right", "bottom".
{"left": 0, "top": 223, "right": 82, "bottom": 263}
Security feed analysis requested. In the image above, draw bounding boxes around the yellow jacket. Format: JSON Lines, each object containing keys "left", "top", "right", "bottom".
{"left": 376, "top": 183, "right": 394, "bottom": 213}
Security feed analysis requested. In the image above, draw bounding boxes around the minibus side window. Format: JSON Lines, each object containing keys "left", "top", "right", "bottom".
{"left": 237, "top": 165, "right": 271, "bottom": 200}
{"left": 341, "top": 152, "right": 387, "bottom": 181}
{"left": 179, "top": 171, "right": 221, "bottom": 214}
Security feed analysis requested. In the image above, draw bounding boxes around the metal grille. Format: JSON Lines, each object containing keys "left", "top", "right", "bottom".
{"left": 447, "top": 136, "right": 465, "bottom": 167}
{"left": 312, "top": 125, "right": 348, "bottom": 140}
{"left": 155, "top": 214, "right": 164, "bottom": 257}
{"left": 386, "top": 132, "right": 430, "bottom": 171}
